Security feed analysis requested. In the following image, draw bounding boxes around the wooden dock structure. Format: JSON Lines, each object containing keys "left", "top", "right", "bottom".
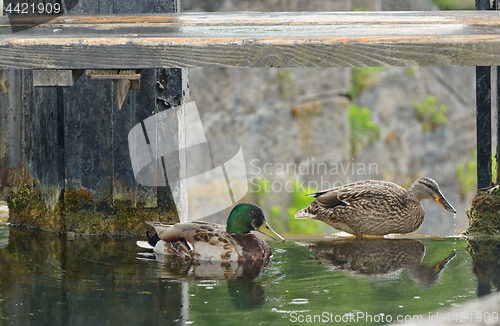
{"left": 2, "top": 11, "right": 500, "bottom": 69}
{"left": 0, "top": 0, "right": 499, "bottom": 233}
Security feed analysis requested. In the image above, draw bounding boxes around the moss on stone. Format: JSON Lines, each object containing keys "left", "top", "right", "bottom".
{"left": 65, "top": 188, "right": 94, "bottom": 211}
{"left": 467, "top": 239, "right": 500, "bottom": 295}
{"left": 6, "top": 181, "right": 65, "bottom": 232}
{"left": 466, "top": 188, "right": 500, "bottom": 238}
{"left": 62, "top": 187, "right": 178, "bottom": 235}
{"left": 6, "top": 181, "right": 178, "bottom": 236}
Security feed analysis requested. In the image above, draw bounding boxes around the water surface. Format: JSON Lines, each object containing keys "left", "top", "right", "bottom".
{"left": 0, "top": 227, "right": 485, "bottom": 325}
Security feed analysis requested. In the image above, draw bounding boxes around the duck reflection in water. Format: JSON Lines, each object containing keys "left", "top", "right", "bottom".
{"left": 299, "top": 238, "right": 456, "bottom": 287}
{"left": 138, "top": 252, "right": 270, "bottom": 309}
{"left": 139, "top": 251, "right": 269, "bottom": 280}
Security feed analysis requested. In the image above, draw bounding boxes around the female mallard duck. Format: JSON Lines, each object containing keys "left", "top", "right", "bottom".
{"left": 295, "top": 177, "right": 456, "bottom": 236}
{"left": 137, "top": 203, "right": 284, "bottom": 261}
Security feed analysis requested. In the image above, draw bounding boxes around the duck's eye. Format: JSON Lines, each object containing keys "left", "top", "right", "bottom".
{"left": 249, "top": 211, "right": 255, "bottom": 216}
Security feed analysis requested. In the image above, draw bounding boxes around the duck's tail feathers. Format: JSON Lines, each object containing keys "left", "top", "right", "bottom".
{"left": 295, "top": 208, "right": 316, "bottom": 219}
{"left": 306, "top": 190, "right": 328, "bottom": 198}
{"left": 147, "top": 231, "right": 161, "bottom": 247}
{"left": 136, "top": 231, "right": 162, "bottom": 250}
{"left": 136, "top": 241, "right": 154, "bottom": 249}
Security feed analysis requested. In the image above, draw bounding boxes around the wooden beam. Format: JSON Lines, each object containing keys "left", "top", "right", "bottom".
{"left": 1, "top": 11, "right": 500, "bottom": 69}
{"left": 476, "top": 66, "right": 492, "bottom": 189}
{"left": 32, "top": 69, "right": 83, "bottom": 86}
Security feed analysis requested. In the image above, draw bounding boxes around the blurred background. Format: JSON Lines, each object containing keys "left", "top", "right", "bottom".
{"left": 184, "top": 0, "right": 480, "bottom": 236}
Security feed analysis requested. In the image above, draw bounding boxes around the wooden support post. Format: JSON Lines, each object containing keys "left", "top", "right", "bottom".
{"left": 32, "top": 69, "right": 84, "bottom": 87}
{"left": 476, "top": 0, "right": 491, "bottom": 10}
{"left": 476, "top": 66, "right": 492, "bottom": 189}
{"left": 497, "top": 1, "right": 500, "bottom": 185}
{"left": 497, "top": 65, "right": 500, "bottom": 186}
{"left": 4, "top": 0, "right": 188, "bottom": 235}
{"left": 0, "top": 69, "right": 23, "bottom": 199}
{"left": 476, "top": 0, "right": 493, "bottom": 190}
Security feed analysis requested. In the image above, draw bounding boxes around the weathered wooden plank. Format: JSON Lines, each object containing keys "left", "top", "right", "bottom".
{"left": 0, "top": 69, "right": 23, "bottom": 199}
{"left": 476, "top": 66, "right": 492, "bottom": 189}
{"left": 63, "top": 74, "right": 114, "bottom": 208}
{"left": 1, "top": 11, "right": 500, "bottom": 68}
{"left": 33, "top": 69, "right": 83, "bottom": 86}
{"left": 0, "top": 69, "right": 22, "bottom": 168}
{"left": 5, "top": 0, "right": 188, "bottom": 234}
{"left": 27, "top": 72, "right": 64, "bottom": 211}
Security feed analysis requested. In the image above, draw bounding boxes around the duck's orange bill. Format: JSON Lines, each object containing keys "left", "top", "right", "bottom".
{"left": 433, "top": 194, "right": 456, "bottom": 213}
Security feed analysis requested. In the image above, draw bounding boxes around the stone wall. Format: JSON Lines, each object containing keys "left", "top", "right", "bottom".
{"left": 185, "top": 0, "right": 476, "bottom": 235}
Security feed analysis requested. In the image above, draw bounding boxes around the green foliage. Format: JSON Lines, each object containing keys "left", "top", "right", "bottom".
{"left": 457, "top": 151, "right": 477, "bottom": 200}
{"left": 407, "top": 67, "right": 418, "bottom": 77}
{"left": 457, "top": 150, "right": 497, "bottom": 200}
{"left": 413, "top": 95, "right": 448, "bottom": 132}
{"left": 6, "top": 183, "right": 32, "bottom": 210}
{"left": 349, "top": 104, "right": 381, "bottom": 157}
{"left": 252, "top": 179, "right": 332, "bottom": 235}
{"left": 349, "top": 67, "right": 385, "bottom": 100}
{"left": 285, "top": 182, "right": 330, "bottom": 235}
{"left": 430, "top": 0, "right": 474, "bottom": 10}
{"left": 277, "top": 68, "right": 294, "bottom": 98}
{"left": 348, "top": 68, "right": 383, "bottom": 158}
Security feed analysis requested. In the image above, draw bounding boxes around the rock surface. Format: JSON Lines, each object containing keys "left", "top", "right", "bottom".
{"left": 390, "top": 291, "right": 500, "bottom": 326}
{"left": 0, "top": 201, "right": 7, "bottom": 224}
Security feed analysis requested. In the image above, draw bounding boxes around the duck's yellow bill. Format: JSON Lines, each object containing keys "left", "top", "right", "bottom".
{"left": 258, "top": 221, "right": 285, "bottom": 242}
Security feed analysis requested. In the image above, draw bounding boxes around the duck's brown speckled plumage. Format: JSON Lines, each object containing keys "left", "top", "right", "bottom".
{"left": 141, "top": 203, "right": 283, "bottom": 262}
{"left": 146, "top": 221, "right": 272, "bottom": 262}
{"left": 295, "top": 177, "right": 456, "bottom": 236}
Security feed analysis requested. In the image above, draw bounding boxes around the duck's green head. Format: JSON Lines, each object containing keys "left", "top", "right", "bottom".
{"left": 226, "top": 203, "right": 284, "bottom": 242}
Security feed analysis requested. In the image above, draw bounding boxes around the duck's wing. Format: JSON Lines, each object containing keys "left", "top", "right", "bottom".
{"left": 146, "top": 221, "right": 226, "bottom": 241}
{"left": 146, "top": 221, "right": 241, "bottom": 261}
{"left": 308, "top": 190, "right": 347, "bottom": 208}
{"left": 308, "top": 181, "right": 405, "bottom": 208}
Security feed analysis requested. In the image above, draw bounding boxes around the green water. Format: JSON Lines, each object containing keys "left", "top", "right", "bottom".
{"left": 0, "top": 227, "right": 487, "bottom": 325}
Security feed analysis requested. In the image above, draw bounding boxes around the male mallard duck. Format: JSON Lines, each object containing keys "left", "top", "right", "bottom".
{"left": 137, "top": 203, "right": 284, "bottom": 261}
{"left": 295, "top": 177, "right": 456, "bottom": 236}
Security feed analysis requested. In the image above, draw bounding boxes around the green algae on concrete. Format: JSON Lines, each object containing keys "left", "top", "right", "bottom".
{"left": 467, "top": 238, "right": 500, "bottom": 296}
{"left": 466, "top": 188, "right": 500, "bottom": 295}
{"left": 6, "top": 181, "right": 178, "bottom": 235}
{"left": 6, "top": 182, "right": 65, "bottom": 232}
{"left": 466, "top": 187, "right": 500, "bottom": 238}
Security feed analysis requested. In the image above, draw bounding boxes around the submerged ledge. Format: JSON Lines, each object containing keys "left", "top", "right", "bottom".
{"left": 0, "top": 201, "right": 8, "bottom": 224}
{"left": 391, "top": 291, "right": 500, "bottom": 326}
